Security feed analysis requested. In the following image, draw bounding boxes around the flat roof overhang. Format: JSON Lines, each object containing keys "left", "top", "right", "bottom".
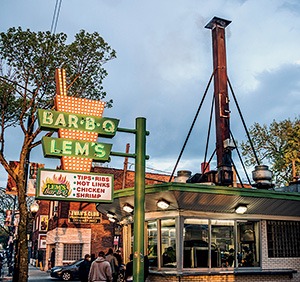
{"left": 96, "top": 182, "right": 300, "bottom": 220}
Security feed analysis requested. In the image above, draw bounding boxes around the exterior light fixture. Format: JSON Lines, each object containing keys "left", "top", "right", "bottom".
{"left": 123, "top": 204, "right": 134, "bottom": 213}
{"left": 109, "top": 217, "right": 117, "bottom": 223}
{"left": 30, "top": 201, "right": 39, "bottom": 216}
{"left": 157, "top": 199, "right": 170, "bottom": 210}
{"left": 235, "top": 205, "right": 247, "bottom": 214}
{"left": 107, "top": 211, "right": 115, "bottom": 218}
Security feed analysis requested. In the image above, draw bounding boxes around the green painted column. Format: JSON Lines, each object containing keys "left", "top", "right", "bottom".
{"left": 133, "top": 117, "right": 146, "bottom": 281}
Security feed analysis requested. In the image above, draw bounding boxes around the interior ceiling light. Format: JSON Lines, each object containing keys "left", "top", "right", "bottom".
{"left": 123, "top": 204, "right": 134, "bottom": 213}
{"left": 157, "top": 199, "right": 170, "bottom": 210}
{"left": 235, "top": 205, "right": 248, "bottom": 214}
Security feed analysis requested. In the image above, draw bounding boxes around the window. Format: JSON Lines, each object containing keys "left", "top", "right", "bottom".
{"left": 147, "top": 221, "right": 158, "bottom": 267}
{"left": 183, "top": 219, "right": 209, "bottom": 268}
{"left": 211, "top": 220, "right": 234, "bottom": 267}
{"left": 148, "top": 218, "right": 261, "bottom": 269}
{"left": 63, "top": 244, "right": 83, "bottom": 260}
{"left": 267, "top": 220, "right": 300, "bottom": 257}
{"left": 161, "top": 219, "right": 176, "bottom": 267}
{"left": 237, "top": 221, "right": 260, "bottom": 267}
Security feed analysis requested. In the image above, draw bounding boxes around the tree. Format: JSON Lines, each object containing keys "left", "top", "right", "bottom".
{"left": 241, "top": 118, "right": 300, "bottom": 186}
{"left": 0, "top": 27, "right": 116, "bottom": 282}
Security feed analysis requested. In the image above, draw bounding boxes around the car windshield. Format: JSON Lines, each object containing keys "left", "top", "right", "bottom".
{"left": 72, "top": 259, "right": 83, "bottom": 266}
{"left": 61, "top": 259, "right": 82, "bottom": 267}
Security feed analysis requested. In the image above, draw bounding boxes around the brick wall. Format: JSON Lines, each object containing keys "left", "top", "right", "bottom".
{"left": 146, "top": 274, "right": 294, "bottom": 282}
{"left": 261, "top": 220, "right": 300, "bottom": 281}
{"left": 46, "top": 227, "right": 91, "bottom": 266}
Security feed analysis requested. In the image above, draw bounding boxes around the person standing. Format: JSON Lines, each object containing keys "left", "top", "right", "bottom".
{"left": 114, "top": 250, "right": 122, "bottom": 268}
{"left": 124, "top": 254, "right": 133, "bottom": 282}
{"left": 50, "top": 248, "right": 55, "bottom": 268}
{"left": 106, "top": 248, "right": 119, "bottom": 282}
{"left": 144, "top": 255, "right": 149, "bottom": 281}
{"left": 79, "top": 254, "right": 91, "bottom": 282}
{"left": 88, "top": 251, "right": 112, "bottom": 282}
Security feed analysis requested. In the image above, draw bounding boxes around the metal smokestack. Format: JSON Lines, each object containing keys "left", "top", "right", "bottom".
{"left": 205, "top": 17, "right": 233, "bottom": 186}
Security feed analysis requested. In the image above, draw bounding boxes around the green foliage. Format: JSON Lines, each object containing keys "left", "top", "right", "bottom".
{"left": 0, "top": 27, "right": 116, "bottom": 281}
{"left": 0, "top": 27, "right": 116, "bottom": 124}
{"left": 241, "top": 118, "right": 300, "bottom": 186}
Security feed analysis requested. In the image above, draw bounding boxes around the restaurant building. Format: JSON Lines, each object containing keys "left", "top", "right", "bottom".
{"left": 31, "top": 16, "right": 300, "bottom": 282}
{"left": 97, "top": 173, "right": 300, "bottom": 282}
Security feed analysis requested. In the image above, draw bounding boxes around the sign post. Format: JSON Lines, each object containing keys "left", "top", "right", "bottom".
{"left": 133, "top": 117, "right": 146, "bottom": 282}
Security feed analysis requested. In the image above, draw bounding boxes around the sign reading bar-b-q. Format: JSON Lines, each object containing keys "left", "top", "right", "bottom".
{"left": 37, "top": 109, "right": 119, "bottom": 161}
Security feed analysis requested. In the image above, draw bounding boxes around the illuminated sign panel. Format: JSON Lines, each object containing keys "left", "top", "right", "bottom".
{"left": 36, "top": 168, "right": 113, "bottom": 202}
{"left": 68, "top": 210, "right": 102, "bottom": 224}
{"left": 37, "top": 109, "right": 119, "bottom": 137}
{"left": 41, "top": 137, "right": 112, "bottom": 161}
{"left": 37, "top": 68, "right": 119, "bottom": 174}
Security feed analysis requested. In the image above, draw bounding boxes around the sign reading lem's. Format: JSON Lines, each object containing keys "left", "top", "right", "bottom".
{"left": 36, "top": 169, "right": 113, "bottom": 203}
{"left": 42, "top": 136, "right": 112, "bottom": 161}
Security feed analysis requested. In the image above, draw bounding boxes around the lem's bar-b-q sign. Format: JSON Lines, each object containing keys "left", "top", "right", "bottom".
{"left": 36, "top": 168, "right": 114, "bottom": 202}
{"left": 37, "top": 109, "right": 120, "bottom": 162}
{"left": 37, "top": 109, "right": 119, "bottom": 137}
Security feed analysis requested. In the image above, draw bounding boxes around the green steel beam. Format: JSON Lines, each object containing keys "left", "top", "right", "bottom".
{"left": 133, "top": 117, "right": 146, "bottom": 282}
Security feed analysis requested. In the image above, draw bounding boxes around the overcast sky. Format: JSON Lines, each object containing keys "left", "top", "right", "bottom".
{"left": 1, "top": 0, "right": 300, "bottom": 185}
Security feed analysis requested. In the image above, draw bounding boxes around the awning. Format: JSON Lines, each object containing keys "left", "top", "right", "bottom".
{"left": 96, "top": 182, "right": 300, "bottom": 220}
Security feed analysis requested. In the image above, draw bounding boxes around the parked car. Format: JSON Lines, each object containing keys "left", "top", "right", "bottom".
{"left": 50, "top": 259, "right": 84, "bottom": 281}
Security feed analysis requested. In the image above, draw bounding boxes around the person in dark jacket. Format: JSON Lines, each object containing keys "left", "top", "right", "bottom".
{"left": 124, "top": 254, "right": 149, "bottom": 282}
{"left": 144, "top": 255, "right": 149, "bottom": 281}
{"left": 79, "top": 254, "right": 91, "bottom": 282}
{"left": 50, "top": 248, "right": 55, "bottom": 268}
{"left": 124, "top": 254, "right": 133, "bottom": 282}
{"left": 106, "top": 248, "right": 119, "bottom": 282}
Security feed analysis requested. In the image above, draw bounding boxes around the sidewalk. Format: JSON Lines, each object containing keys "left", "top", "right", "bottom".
{"left": 1, "top": 264, "right": 50, "bottom": 281}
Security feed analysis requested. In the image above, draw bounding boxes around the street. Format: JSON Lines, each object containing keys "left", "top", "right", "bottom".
{"left": 1, "top": 264, "right": 77, "bottom": 282}
{"left": 28, "top": 265, "right": 77, "bottom": 282}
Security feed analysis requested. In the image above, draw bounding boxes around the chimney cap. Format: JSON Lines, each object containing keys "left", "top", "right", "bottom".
{"left": 205, "top": 17, "right": 232, "bottom": 29}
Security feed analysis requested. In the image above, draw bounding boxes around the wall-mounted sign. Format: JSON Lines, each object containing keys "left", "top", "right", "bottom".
{"left": 27, "top": 163, "right": 45, "bottom": 196}
{"left": 6, "top": 161, "right": 19, "bottom": 195}
{"left": 36, "top": 168, "right": 113, "bottom": 203}
{"left": 68, "top": 210, "right": 102, "bottom": 224}
{"left": 39, "top": 234, "right": 47, "bottom": 249}
{"left": 37, "top": 109, "right": 119, "bottom": 138}
{"left": 41, "top": 137, "right": 112, "bottom": 161}
{"left": 39, "top": 215, "right": 48, "bottom": 231}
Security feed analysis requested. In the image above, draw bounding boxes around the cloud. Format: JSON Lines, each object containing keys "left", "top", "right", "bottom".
{"left": 1, "top": 0, "right": 300, "bottom": 181}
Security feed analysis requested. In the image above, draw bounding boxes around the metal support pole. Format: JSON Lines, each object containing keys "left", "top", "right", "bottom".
{"left": 133, "top": 117, "right": 146, "bottom": 282}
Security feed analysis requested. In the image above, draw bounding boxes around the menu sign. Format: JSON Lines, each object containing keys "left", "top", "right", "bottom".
{"left": 36, "top": 168, "right": 113, "bottom": 203}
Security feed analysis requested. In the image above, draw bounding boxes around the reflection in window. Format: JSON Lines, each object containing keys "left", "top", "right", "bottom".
{"left": 183, "top": 219, "right": 209, "bottom": 268}
{"left": 161, "top": 219, "right": 176, "bottom": 267}
{"left": 237, "top": 221, "right": 259, "bottom": 267}
{"left": 147, "top": 221, "right": 158, "bottom": 267}
{"left": 211, "top": 220, "right": 234, "bottom": 267}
